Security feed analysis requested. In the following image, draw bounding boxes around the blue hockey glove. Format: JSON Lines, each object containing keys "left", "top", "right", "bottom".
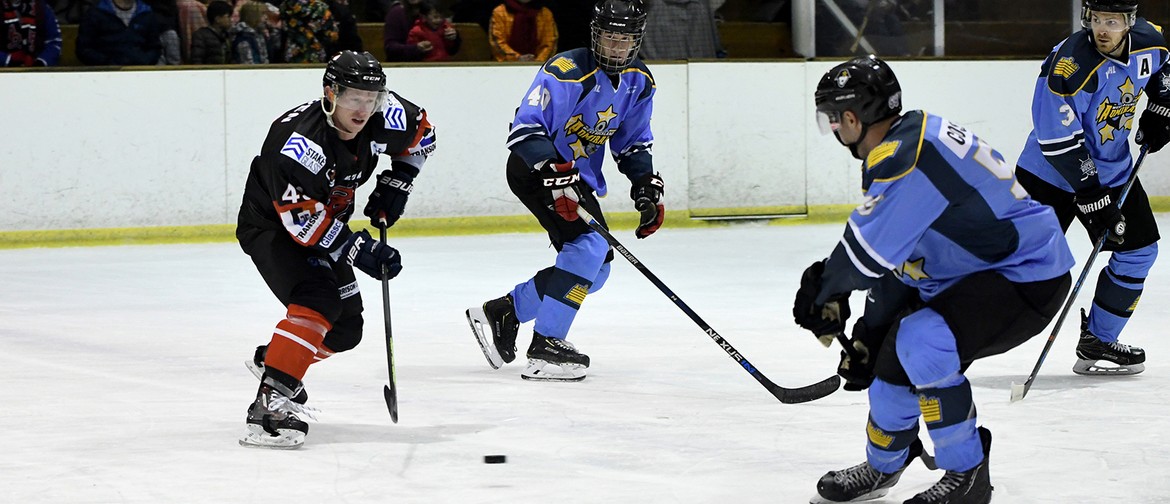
{"left": 340, "top": 229, "right": 402, "bottom": 279}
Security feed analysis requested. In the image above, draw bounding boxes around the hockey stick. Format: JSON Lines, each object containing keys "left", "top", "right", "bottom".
{"left": 379, "top": 224, "right": 399, "bottom": 422}
{"left": 575, "top": 205, "right": 841, "bottom": 404}
{"left": 1010, "top": 145, "right": 1148, "bottom": 403}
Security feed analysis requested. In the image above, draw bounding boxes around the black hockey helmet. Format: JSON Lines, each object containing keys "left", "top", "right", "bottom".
{"left": 323, "top": 50, "right": 387, "bottom": 92}
{"left": 591, "top": 0, "right": 647, "bottom": 74}
{"left": 1081, "top": 0, "right": 1138, "bottom": 31}
{"left": 814, "top": 55, "right": 902, "bottom": 135}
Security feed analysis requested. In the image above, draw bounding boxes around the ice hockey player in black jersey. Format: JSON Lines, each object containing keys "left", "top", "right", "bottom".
{"left": 235, "top": 50, "right": 436, "bottom": 449}
{"left": 1016, "top": 0, "right": 1169, "bottom": 376}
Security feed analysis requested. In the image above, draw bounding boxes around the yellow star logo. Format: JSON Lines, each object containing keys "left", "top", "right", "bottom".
{"left": 900, "top": 258, "right": 929, "bottom": 281}
{"left": 569, "top": 140, "right": 587, "bottom": 159}
{"left": 1119, "top": 76, "right": 1136, "bottom": 99}
{"left": 1099, "top": 123, "right": 1116, "bottom": 143}
{"left": 596, "top": 106, "right": 618, "bottom": 125}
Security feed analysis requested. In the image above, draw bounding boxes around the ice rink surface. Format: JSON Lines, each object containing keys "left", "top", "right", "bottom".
{"left": 3, "top": 219, "right": 1168, "bottom": 503}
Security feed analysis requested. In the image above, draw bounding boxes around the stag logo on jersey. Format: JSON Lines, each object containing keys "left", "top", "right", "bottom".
{"left": 1053, "top": 56, "right": 1079, "bottom": 79}
{"left": 1160, "top": 72, "right": 1170, "bottom": 95}
{"left": 1079, "top": 156, "right": 1098, "bottom": 181}
{"left": 564, "top": 105, "right": 619, "bottom": 159}
{"left": 281, "top": 133, "right": 327, "bottom": 175}
{"left": 835, "top": 69, "right": 851, "bottom": 88}
{"left": 1096, "top": 77, "right": 1143, "bottom": 143}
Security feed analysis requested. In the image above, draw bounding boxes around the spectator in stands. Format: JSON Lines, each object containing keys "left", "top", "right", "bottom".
{"left": 2, "top": 0, "right": 63, "bottom": 66}
{"left": 546, "top": 0, "right": 590, "bottom": 50}
{"left": 488, "top": 0, "right": 556, "bottom": 62}
{"left": 229, "top": 0, "right": 269, "bottom": 62}
{"left": 407, "top": 1, "right": 460, "bottom": 61}
{"left": 174, "top": 0, "right": 206, "bottom": 62}
{"left": 326, "top": 0, "right": 362, "bottom": 55}
{"left": 150, "top": 0, "right": 182, "bottom": 63}
{"left": 640, "top": 0, "right": 721, "bottom": 60}
{"left": 383, "top": 0, "right": 430, "bottom": 61}
{"left": 76, "top": 0, "right": 163, "bottom": 65}
{"left": 449, "top": 0, "right": 493, "bottom": 31}
{"left": 260, "top": 1, "right": 283, "bottom": 62}
{"left": 189, "top": 0, "right": 230, "bottom": 62}
{"left": 281, "top": 0, "right": 337, "bottom": 62}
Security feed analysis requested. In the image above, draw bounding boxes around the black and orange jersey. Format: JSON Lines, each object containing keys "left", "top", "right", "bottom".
{"left": 238, "top": 91, "right": 436, "bottom": 255}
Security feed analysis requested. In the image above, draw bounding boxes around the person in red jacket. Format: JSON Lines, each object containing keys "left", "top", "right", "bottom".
{"left": 406, "top": 1, "right": 460, "bottom": 62}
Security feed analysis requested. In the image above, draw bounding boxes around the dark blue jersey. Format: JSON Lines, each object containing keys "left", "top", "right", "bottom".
{"left": 507, "top": 48, "right": 655, "bottom": 197}
{"left": 1017, "top": 20, "right": 1170, "bottom": 193}
{"left": 818, "top": 112, "right": 1074, "bottom": 304}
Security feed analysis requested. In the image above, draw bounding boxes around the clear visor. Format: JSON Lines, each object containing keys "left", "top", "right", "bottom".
{"left": 329, "top": 85, "right": 387, "bottom": 116}
{"left": 1083, "top": 12, "right": 1133, "bottom": 32}
{"left": 816, "top": 110, "right": 842, "bottom": 136}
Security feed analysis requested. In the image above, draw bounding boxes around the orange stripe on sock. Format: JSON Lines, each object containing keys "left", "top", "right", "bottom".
{"left": 265, "top": 305, "right": 331, "bottom": 381}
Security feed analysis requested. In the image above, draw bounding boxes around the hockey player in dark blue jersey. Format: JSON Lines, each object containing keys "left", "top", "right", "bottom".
{"left": 464, "top": 0, "right": 662, "bottom": 381}
{"left": 794, "top": 56, "right": 1074, "bottom": 504}
{"left": 1016, "top": 0, "right": 1169, "bottom": 376}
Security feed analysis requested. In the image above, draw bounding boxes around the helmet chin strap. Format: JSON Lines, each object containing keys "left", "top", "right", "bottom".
{"left": 834, "top": 122, "right": 871, "bottom": 161}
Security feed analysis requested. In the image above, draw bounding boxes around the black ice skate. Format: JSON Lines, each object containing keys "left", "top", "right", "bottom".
{"left": 811, "top": 438, "right": 928, "bottom": 503}
{"left": 1073, "top": 309, "right": 1146, "bottom": 376}
{"left": 244, "top": 345, "right": 308, "bottom": 404}
{"left": 239, "top": 379, "right": 313, "bottom": 450}
{"left": 521, "top": 333, "right": 590, "bottom": 382}
{"left": 465, "top": 294, "right": 519, "bottom": 369}
{"left": 903, "top": 427, "right": 993, "bottom": 504}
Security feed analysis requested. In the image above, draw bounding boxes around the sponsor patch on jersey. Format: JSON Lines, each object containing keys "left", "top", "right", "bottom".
{"left": 338, "top": 280, "right": 359, "bottom": 299}
{"left": 319, "top": 220, "right": 345, "bottom": 249}
{"left": 865, "top": 420, "right": 894, "bottom": 448}
{"left": 1053, "top": 56, "right": 1079, "bottom": 79}
{"left": 281, "top": 133, "right": 327, "bottom": 175}
{"left": 919, "top": 395, "right": 942, "bottom": 423}
{"left": 564, "top": 284, "right": 589, "bottom": 306}
{"left": 383, "top": 95, "right": 407, "bottom": 131}
{"left": 551, "top": 57, "right": 576, "bottom": 73}
{"left": 865, "top": 140, "right": 901, "bottom": 169}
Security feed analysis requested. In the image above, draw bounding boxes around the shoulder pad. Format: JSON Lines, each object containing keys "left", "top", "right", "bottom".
{"left": 542, "top": 48, "right": 596, "bottom": 82}
{"left": 621, "top": 59, "right": 655, "bottom": 86}
{"left": 1045, "top": 33, "right": 1105, "bottom": 96}
{"left": 1131, "top": 18, "right": 1169, "bottom": 52}
{"left": 864, "top": 112, "right": 923, "bottom": 184}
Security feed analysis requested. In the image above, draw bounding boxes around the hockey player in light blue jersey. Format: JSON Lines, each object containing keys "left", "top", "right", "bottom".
{"left": 1016, "top": 0, "right": 1170, "bottom": 376}
{"left": 794, "top": 56, "right": 1074, "bottom": 504}
{"left": 465, "top": 0, "right": 663, "bottom": 381}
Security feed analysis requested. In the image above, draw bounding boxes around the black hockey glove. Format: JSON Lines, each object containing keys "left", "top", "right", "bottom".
{"left": 538, "top": 160, "right": 581, "bottom": 222}
{"left": 364, "top": 169, "right": 413, "bottom": 229}
{"left": 340, "top": 229, "right": 402, "bottom": 280}
{"left": 1136, "top": 102, "right": 1170, "bottom": 153}
{"left": 793, "top": 260, "right": 851, "bottom": 344}
{"left": 1074, "top": 187, "right": 1125, "bottom": 245}
{"left": 631, "top": 173, "right": 665, "bottom": 239}
{"left": 837, "top": 318, "right": 890, "bottom": 392}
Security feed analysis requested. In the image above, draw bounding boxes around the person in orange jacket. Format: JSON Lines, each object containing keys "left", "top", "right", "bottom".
{"left": 489, "top": 0, "right": 557, "bottom": 62}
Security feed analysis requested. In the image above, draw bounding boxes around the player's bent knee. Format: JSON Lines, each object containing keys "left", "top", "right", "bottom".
{"left": 322, "top": 315, "right": 364, "bottom": 353}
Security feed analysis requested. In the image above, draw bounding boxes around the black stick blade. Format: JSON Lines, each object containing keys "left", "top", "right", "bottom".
{"left": 767, "top": 375, "right": 841, "bottom": 404}
{"left": 384, "top": 384, "right": 398, "bottom": 423}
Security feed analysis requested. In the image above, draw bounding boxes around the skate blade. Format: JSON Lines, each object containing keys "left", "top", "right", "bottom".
{"left": 239, "top": 424, "right": 304, "bottom": 450}
{"left": 466, "top": 307, "right": 504, "bottom": 370}
{"left": 808, "top": 487, "right": 891, "bottom": 504}
{"left": 521, "top": 358, "right": 586, "bottom": 382}
{"left": 245, "top": 359, "right": 264, "bottom": 381}
{"left": 1072, "top": 359, "right": 1145, "bottom": 376}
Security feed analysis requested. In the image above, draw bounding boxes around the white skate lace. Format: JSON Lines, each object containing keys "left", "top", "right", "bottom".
{"left": 835, "top": 462, "right": 880, "bottom": 490}
{"left": 269, "top": 395, "right": 320, "bottom": 421}
{"left": 1105, "top": 341, "right": 1139, "bottom": 354}
{"left": 917, "top": 470, "right": 965, "bottom": 501}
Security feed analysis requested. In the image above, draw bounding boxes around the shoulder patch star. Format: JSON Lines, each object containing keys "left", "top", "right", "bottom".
{"left": 900, "top": 258, "right": 929, "bottom": 281}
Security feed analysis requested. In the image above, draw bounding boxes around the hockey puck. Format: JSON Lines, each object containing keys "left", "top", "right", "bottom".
{"left": 483, "top": 455, "right": 506, "bottom": 464}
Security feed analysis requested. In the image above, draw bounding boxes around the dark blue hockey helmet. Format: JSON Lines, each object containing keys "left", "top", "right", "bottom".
{"left": 814, "top": 55, "right": 902, "bottom": 135}
{"left": 591, "top": 0, "right": 647, "bottom": 74}
{"left": 1081, "top": 0, "right": 1138, "bottom": 31}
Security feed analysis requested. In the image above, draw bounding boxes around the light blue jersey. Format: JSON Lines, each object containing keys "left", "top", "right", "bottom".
{"left": 507, "top": 47, "right": 655, "bottom": 197}
{"left": 819, "top": 111, "right": 1074, "bottom": 303}
{"left": 1017, "top": 20, "right": 1170, "bottom": 192}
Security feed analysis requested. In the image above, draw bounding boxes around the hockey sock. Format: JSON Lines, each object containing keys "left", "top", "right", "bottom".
{"left": 512, "top": 267, "right": 554, "bottom": 323}
{"left": 532, "top": 267, "right": 593, "bottom": 339}
{"left": 264, "top": 304, "right": 332, "bottom": 381}
{"left": 1089, "top": 244, "right": 1156, "bottom": 342}
{"left": 866, "top": 378, "right": 923, "bottom": 473}
{"left": 918, "top": 374, "right": 981, "bottom": 472}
